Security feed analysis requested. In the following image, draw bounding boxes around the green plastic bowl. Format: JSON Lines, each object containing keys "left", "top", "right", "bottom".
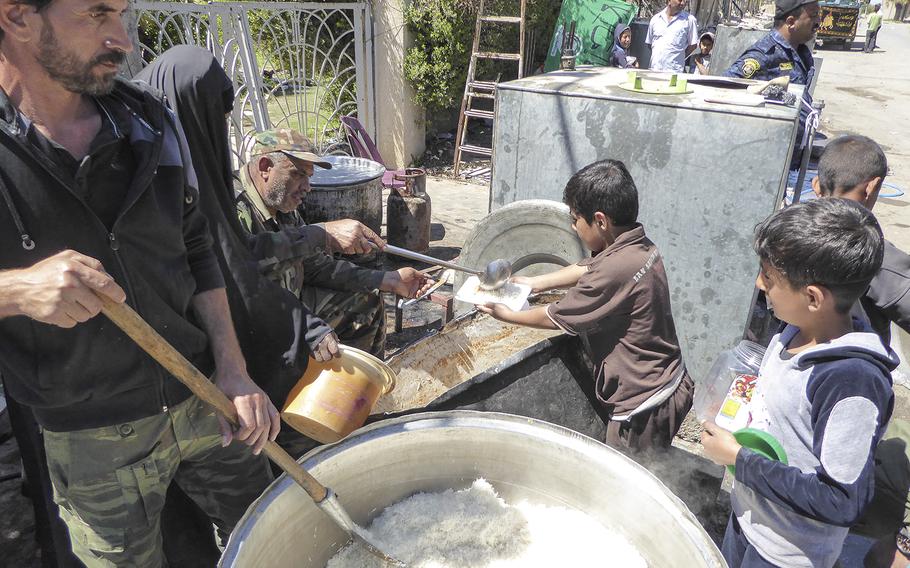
{"left": 728, "top": 428, "right": 788, "bottom": 475}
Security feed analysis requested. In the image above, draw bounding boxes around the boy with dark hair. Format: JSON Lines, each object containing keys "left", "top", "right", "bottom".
{"left": 702, "top": 198, "right": 899, "bottom": 568}
{"left": 815, "top": 134, "right": 888, "bottom": 204}
{"left": 811, "top": 134, "right": 909, "bottom": 345}
{"left": 810, "top": 135, "right": 910, "bottom": 568}
{"left": 478, "top": 159, "right": 693, "bottom": 453}
{"left": 689, "top": 31, "right": 714, "bottom": 75}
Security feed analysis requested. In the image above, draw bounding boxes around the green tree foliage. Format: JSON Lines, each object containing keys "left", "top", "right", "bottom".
{"left": 404, "top": 0, "right": 562, "bottom": 113}
{"left": 403, "top": 0, "right": 475, "bottom": 113}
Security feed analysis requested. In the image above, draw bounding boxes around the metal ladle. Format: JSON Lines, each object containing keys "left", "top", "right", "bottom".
{"left": 382, "top": 244, "right": 512, "bottom": 290}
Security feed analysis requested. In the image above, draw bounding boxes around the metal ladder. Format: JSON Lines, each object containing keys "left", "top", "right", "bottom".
{"left": 453, "top": 0, "right": 527, "bottom": 177}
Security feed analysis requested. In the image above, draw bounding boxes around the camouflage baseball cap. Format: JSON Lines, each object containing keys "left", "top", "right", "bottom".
{"left": 249, "top": 128, "right": 332, "bottom": 169}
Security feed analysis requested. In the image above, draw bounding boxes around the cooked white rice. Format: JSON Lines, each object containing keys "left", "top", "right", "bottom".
{"left": 326, "top": 479, "right": 647, "bottom": 567}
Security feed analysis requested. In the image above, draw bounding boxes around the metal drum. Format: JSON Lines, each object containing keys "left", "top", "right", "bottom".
{"left": 220, "top": 411, "right": 726, "bottom": 567}
{"left": 303, "top": 156, "right": 385, "bottom": 234}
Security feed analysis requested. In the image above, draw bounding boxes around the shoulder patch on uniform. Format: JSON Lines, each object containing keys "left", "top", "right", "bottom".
{"left": 741, "top": 58, "right": 761, "bottom": 78}
{"left": 779, "top": 62, "right": 794, "bottom": 71}
{"left": 237, "top": 200, "right": 254, "bottom": 232}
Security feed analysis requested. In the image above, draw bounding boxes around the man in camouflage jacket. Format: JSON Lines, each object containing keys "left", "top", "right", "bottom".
{"left": 236, "top": 129, "right": 431, "bottom": 355}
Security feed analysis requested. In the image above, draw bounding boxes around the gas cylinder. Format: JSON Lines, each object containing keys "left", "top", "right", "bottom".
{"left": 387, "top": 168, "right": 431, "bottom": 253}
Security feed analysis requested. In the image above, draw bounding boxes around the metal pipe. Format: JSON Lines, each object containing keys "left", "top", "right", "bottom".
{"left": 383, "top": 244, "right": 482, "bottom": 276}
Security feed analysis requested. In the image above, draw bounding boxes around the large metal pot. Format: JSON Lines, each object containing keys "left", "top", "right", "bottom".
{"left": 220, "top": 411, "right": 726, "bottom": 567}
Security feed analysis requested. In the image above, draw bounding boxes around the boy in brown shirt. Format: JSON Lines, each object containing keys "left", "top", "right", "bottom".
{"left": 477, "top": 159, "right": 693, "bottom": 452}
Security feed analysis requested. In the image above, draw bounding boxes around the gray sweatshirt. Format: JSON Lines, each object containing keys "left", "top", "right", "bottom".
{"left": 732, "top": 321, "right": 898, "bottom": 567}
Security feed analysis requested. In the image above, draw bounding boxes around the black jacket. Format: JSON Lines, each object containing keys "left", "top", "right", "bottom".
{"left": 0, "top": 78, "right": 223, "bottom": 431}
{"left": 134, "top": 48, "right": 333, "bottom": 406}
{"left": 862, "top": 240, "right": 910, "bottom": 345}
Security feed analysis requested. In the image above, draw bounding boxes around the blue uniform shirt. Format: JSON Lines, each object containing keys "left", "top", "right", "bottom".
{"left": 724, "top": 29, "right": 815, "bottom": 87}
{"left": 725, "top": 29, "right": 815, "bottom": 163}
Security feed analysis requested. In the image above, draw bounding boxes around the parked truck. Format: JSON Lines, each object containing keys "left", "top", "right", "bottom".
{"left": 817, "top": 0, "right": 861, "bottom": 49}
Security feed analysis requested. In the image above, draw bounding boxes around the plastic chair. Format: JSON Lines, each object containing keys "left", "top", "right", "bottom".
{"left": 341, "top": 116, "right": 407, "bottom": 190}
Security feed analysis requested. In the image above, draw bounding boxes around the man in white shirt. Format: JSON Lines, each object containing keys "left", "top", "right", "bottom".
{"left": 646, "top": 0, "right": 699, "bottom": 72}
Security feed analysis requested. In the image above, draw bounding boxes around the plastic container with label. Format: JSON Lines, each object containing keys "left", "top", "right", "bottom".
{"left": 693, "top": 340, "right": 766, "bottom": 431}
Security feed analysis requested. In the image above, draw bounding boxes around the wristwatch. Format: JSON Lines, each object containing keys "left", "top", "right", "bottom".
{"left": 896, "top": 527, "right": 910, "bottom": 558}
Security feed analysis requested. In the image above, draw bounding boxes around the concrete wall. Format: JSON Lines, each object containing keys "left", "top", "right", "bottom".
{"left": 371, "top": 1, "right": 426, "bottom": 168}
{"left": 883, "top": 0, "right": 909, "bottom": 20}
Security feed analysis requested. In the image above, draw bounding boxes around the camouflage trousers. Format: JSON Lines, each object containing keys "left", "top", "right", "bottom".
{"left": 43, "top": 395, "right": 273, "bottom": 567}
{"left": 301, "top": 286, "right": 386, "bottom": 357}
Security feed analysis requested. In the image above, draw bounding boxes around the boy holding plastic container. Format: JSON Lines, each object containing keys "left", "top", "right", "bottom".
{"left": 701, "top": 198, "right": 899, "bottom": 568}
{"left": 477, "top": 159, "right": 693, "bottom": 453}
{"left": 810, "top": 135, "right": 910, "bottom": 568}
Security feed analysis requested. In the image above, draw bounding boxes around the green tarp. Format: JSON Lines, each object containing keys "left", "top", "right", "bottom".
{"left": 544, "top": 0, "right": 638, "bottom": 72}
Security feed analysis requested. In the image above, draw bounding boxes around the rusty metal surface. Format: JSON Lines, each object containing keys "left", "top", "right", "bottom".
{"left": 386, "top": 192, "right": 432, "bottom": 252}
{"left": 303, "top": 158, "right": 384, "bottom": 233}
{"left": 375, "top": 301, "right": 562, "bottom": 414}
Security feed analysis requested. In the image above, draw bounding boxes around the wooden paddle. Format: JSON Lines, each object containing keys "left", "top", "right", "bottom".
{"left": 98, "top": 295, "right": 405, "bottom": 565}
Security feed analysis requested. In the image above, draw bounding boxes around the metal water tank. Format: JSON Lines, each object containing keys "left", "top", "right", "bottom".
{"left": 711, "top": 24, "right": 770, "bottom": 76}
{"left": 303, "top": 156, "right": 385, "bottom": 234}
{"left": 490, "top": 67, "right": 803, "bottom": 381}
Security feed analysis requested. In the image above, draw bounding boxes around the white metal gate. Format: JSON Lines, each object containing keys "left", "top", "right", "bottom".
{"left": 130, "top": 2, "right": 374, "bottom": 157}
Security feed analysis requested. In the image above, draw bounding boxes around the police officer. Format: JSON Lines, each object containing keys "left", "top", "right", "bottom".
{"left": 726, "top": 0, "right": 822, "bottom": 169}
{"left": 724, "top": 0, "right": 821, "bottom": 88}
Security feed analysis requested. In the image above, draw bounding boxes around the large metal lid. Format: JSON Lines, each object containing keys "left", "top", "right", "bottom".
{"left": 309, "top": 155, "right": 385, "bottom": 187}
{"left": 498, "top": 67, "right": 802, "bottom": 120}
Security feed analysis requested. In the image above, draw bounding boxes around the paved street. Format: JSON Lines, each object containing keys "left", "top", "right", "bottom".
{"left": 815, "top": 21, "right": 910, "bottom": 251}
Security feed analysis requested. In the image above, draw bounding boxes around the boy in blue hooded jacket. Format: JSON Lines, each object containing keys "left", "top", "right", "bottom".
{"left": 611, "top": 24, "right": 638, "bottom": 68}
{"left": 702, "top": 198, "right": 898, "bottom": 568}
